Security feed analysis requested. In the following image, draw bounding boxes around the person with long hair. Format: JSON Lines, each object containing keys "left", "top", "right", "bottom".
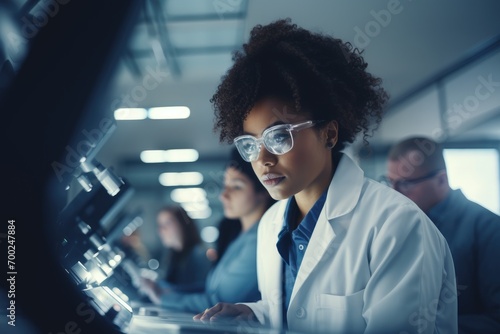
{"left": 155, "top": 205, "right": 213, "bottom": 292}
{"left": 140, "top": 148, "right": 275, "bottom": 313}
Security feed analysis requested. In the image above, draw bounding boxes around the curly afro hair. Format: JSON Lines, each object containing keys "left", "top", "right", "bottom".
{"left": 210, "top": 18, "right": 389, "bottom": 152}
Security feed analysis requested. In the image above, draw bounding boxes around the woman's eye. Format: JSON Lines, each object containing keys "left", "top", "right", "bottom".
{"left": 271, "top": 132, "right": 289, "bottom": 144}
{"left": 242, "top": 141, "right": 256, "bottom": 152}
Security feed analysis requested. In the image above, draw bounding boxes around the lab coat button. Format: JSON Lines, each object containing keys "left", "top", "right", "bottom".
{"left": 295, "top": 307, "right": 306, "bottom": 318}
{"left": 298, "top": 244, "right": 304, "bottom": 251}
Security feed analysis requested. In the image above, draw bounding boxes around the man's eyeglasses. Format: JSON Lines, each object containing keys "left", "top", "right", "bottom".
{"left": 233, "top": 120, "right": 322, "bottom": 162}
{"left": 379, "top": 170, "right": 443, "bottom": 193}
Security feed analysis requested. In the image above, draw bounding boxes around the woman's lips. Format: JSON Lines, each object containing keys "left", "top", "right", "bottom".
{"left": 261, "top": 173, "right": 285, "bottom": 187}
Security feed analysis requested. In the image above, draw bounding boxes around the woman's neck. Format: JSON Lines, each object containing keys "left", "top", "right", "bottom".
{"left": 294, "top": 154, "right": 338, "bottom": 224}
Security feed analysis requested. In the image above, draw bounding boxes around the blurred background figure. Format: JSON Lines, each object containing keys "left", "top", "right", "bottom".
{"left": 155, "top": 205, "right": 213, "bottom": 292}
{"left": 212, "top": 217, "right": 241, "bottom": 264}
{"left": 119, "top": 228, "right": 151, "bottom": 269}
{"left": 140, "top": 148, "right": 275, "bottom": 313}
{"left": 383, "top": 136, "right": 500, "bottom": 334}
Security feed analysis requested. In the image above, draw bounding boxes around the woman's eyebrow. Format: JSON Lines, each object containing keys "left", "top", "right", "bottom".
{"left": 243, "top": 121, "right": 285, "bottom": 135}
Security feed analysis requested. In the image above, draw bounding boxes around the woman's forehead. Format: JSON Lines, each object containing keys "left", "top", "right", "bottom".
{"left": 243, "top": 98, "right": 308, "bottom": 133}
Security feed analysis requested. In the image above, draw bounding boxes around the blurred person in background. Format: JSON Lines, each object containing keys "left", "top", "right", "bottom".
{"left": 212, "top": 217, "right": 241, "bottom": 264}
{"left": 118, "top": 228, "right": 151, "bottom": 269}
{"left": 384, "top": 136, "right": 500, "bottom": 334}
{"left": 140, "top": 148, "right": 275, "bottom": 313}
{"left": 153, "top": 205, "right": 213, "bottom": 292}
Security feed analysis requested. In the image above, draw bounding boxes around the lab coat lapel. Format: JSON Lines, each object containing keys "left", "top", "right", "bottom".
{"left": 290, "top": 207, "right": 335, "bottom": 303}
{"left": 289, "top": 153, "right": 364, "bottom": 304}
{"left": 266, "top": 201, "right": 287, "bottom": 326}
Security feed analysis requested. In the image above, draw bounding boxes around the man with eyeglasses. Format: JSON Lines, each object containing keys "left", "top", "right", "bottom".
{"left": 383, "top": 136, "right": 500, "bottom": 334}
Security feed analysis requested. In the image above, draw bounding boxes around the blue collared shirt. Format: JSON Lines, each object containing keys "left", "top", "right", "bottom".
{"left": 276, "top": 190, "right": 328, "bottom": 325}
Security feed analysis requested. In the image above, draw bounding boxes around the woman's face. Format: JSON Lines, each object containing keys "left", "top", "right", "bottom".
{"left": 157, "top": 211, "right": 183, "bottom": 251}
{"left": 244, "top": 98, "right": 336, "bottom": 201}
{"left": 219, "top": 167, "right": 263, "bottom": 220}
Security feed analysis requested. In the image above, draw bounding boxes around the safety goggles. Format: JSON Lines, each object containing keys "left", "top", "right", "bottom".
{"left": 233, "top": 120, "right": 322, "bottom": 162}
{"left": 378, "top": 169, "right": 443, "bottom": 193}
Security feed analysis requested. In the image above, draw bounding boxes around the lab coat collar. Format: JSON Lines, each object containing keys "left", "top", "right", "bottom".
{"left": 324, "top": 152, "right": 365, "bottom": 221}
{"left": 288, "top": 153, "right": 364, "bottom": 305}
{"left": 270, "top": 153, "right": 364, "bottom": 234}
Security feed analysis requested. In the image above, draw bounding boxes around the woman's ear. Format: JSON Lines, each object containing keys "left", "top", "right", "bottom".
{"left": 324, "top": 120, "right": 339, "bottom": 148}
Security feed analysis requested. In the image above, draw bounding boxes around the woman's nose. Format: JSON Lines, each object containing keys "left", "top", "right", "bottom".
{"left": 219, "top": 188, "right": 229, "bottom": 201}
{"left": 255, "top": 145, "right": 276, "bottom": 167}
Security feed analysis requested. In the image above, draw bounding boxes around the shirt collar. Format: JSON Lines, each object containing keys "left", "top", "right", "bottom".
{"left": 281, "top": 189, "right": 328, "bottom": 235}
{"left": 277, "top": 189, "right": 328, "bottom": 264}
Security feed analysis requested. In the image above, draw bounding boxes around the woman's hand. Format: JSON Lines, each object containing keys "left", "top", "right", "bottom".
{"left": 139, "top": 277, "right": 162, "bottom": 305}
{"left": 193, "top": 303, "right": 256, "bottom": 322}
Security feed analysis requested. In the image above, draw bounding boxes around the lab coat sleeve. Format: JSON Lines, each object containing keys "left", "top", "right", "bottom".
{"left": 363, "top": 203, "right": 457, "bottom": 334}
{"left": 238, "top": 300, "right": 270, "bottom": 325}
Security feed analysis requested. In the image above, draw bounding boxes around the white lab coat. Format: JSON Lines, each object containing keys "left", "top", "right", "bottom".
{"left": 241, "top": 154, "right": 457, "bottom": 334}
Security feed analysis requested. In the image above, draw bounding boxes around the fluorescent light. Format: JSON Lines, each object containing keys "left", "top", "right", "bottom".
{"left": 170, "top": 188, "right": 206, "bottom": 203}
{"left": 140, "top": 149, "right": 199, "bottom": 163}
{"left": 186, "top": 207, "right": 212, "bottom": 220}
{"left": 148, "top": 106, "right": 190, "bottom": 119}
{"left": 114, "top": 108, "right": 147, "bottom": 120}
{"left": 159, "top": 172, "right": 204, "bottom": 186}
{"left": 180, "top": 200, "right": 210, "bottom": 212}
{"left": 140, "top": 150, "right": 165, "bottom": 163}
{"left": 164, "top": 149, "right": 199, "bottom": 162}
{"left": 113, "top": 106, "right": 190, "bottom": 120}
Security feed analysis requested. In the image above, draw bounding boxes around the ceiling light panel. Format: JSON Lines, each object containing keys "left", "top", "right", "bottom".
{"left": 140, "top": 149, "right": 199, "bottom": 163}
{"left": 159, "top": 172, "right": 204, "bottom": 186}
{"left": 186, "top": 207, "right": 212, "bottom": 220}
{"left": 148, "top": 106, "right": 190, "bottom": 119}
{"left": 170, "top": 188, "right": 207, "bottom": 203}
{"left": 180, "top": 201, "right": 210, "bottom": 212}
{"left": 114, "top": 108, "right": 148, "bottom": 120}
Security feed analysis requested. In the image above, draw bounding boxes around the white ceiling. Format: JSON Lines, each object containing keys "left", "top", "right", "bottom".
{"left": 96, "top": 0, "right": 500, "bottom": 171}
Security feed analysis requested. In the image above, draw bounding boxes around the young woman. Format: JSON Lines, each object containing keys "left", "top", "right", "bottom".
{"left": 140, "top": 148, "right": 275, "bottom": 313}
{"left": 155, "top": 205, "right": 213, "bottom": 292}
{"left": 195, "top": 19, "right": 458, "bottom": 333}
